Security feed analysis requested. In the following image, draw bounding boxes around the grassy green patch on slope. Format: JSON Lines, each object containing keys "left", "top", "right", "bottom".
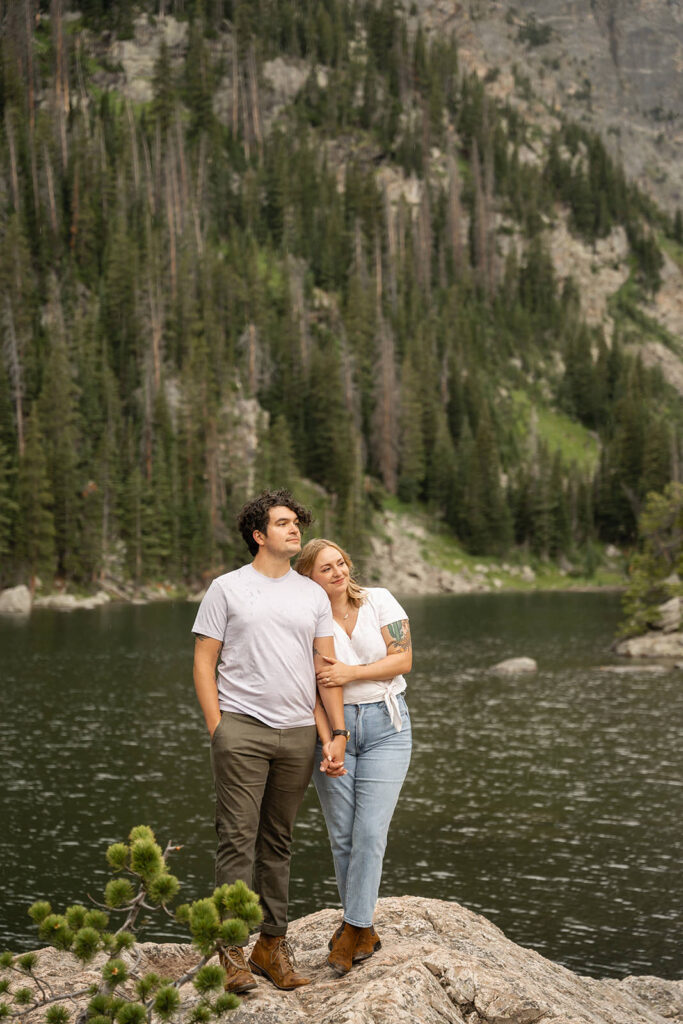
{"left": 510, "top": 390, "right": 599, "bottom": 472}
{"left": 609, "top": 269, "right": 682, "bottom": 354}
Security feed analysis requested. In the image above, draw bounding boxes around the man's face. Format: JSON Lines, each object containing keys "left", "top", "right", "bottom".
{"left": 254, "top": 506, "right": 302, "bottom": 558}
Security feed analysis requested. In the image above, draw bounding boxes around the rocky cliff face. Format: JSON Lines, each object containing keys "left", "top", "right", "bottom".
{"left": 405, "top": 0, "right": 683, "bottom": 214}
{"left": 106, "top": 9, "right": 683, "bottom": 403}
{"left": 12, "top": 897, "right": 683, "bottom": 1024}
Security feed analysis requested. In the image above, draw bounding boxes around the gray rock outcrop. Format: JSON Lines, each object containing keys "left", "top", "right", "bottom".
{"left": 615, "top": 632, "right": 683, "bottom": 659}
{"left": 10, "top": 898, "right": 683, "bottom": 1024}
{"left": 657, "top": 596, "right": 682, "bottom": 634}
{"left": 0, "top": 584, "right": 31, "bottom": 615}
{"left": 490, "top": 657, "right": 538, "bottom": 676}
{"left": 365, "top": 511, "right": 491, "bottom": 596}
{"left": 32, "top": 591, "right": 111, "bottom": 612}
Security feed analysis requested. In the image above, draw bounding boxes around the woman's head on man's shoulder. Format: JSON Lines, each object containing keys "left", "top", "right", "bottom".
{"left": 296, "top": 538, "right": 365, "bottom": 607}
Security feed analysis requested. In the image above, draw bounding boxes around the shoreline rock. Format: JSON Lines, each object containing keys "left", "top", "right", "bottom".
{"left": 33, "top": 590, "right": 111, "bottom": 612}
{"left": 490, "top": 656, "right": 538, "bottom": 676}
{"left": 614, "top": 631, "right": 683, "bottom": 659}
{"left": 9, "top": 897, "right": 682, "bottom": 1024}
{"left": 0, "top": 584, "right": 31, "bottom": 615}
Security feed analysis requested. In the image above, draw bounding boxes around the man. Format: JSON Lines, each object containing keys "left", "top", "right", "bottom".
{"left": 192, "top": 489, "right": 347, "bottom": 993}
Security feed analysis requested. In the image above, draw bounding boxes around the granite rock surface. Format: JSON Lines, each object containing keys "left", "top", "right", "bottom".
{"left": 9, "top": 898, "right": 683, "bottom": 1024}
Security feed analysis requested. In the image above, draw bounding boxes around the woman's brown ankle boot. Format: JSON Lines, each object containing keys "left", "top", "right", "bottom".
{"left": 327, "top": 922, "right": 361, "bottom": 975}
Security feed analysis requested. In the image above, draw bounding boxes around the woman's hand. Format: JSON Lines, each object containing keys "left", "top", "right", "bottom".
{"left": 316, "top": 656, "right": 355, "bottom": 688}
{"left": 321, "top": 736, "right": 347, "bottom": 776}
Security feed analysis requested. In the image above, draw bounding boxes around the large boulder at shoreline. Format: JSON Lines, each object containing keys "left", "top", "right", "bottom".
{"left": 615, "top": 632, "right": 683, "bottom": 658}
{"left": 657, "top": 596, "right": 682, "bottom": 634}
{"left": 9, "top": 898, "right": 683, "bottom": 1024}
{"left": 0, "top": 584, "right": 31, "bottom": 615}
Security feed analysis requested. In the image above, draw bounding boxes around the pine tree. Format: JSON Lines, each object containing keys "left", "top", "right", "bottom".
{"left": 151, "top": 38, "right": 176, "bottom": 137}
{"left": 425, "top": 409, "right": 457, "bottom": 513}
{"left": 16, "top": 412, "right": 56, "bottom": 590}
{"left": 674, "top": 208, "right": 683, "bottom": 245}
{"left": 549, "top": 451, "right": 571, "bottom": 558}
{"left": 397, "top": 354, "right": 426, "bottom": 503}
{"left": 38, "top": 286, "right": 81, "bottom": 578}
{"left": 0, "top": 438, "right": 17, "bottom": 573}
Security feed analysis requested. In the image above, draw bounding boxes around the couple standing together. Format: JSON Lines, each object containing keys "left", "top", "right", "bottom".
{"left": 192, "top": 489, "right": 413, "bottom": 993}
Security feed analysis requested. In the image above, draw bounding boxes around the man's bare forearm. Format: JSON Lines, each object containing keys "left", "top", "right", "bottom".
{"left": 193, "top": 635, "right": 222, "bottom": 736}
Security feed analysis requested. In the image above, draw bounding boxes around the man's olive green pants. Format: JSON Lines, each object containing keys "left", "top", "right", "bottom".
{"left": 210, "top": 711, "right": 317, "bottom": 937}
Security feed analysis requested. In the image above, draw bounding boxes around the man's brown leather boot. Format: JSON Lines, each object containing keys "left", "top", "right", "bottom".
{"left": 248, "top": 934, "right": 311, "bottom": 990}
{"left": 218, "top": 945, "right": 257, "bottom": 994}
{"left": 328, "top": 923, "right": 381, "bottom": 963}
{"left": 327, "top": 921, "right": 361, "bottom": 975}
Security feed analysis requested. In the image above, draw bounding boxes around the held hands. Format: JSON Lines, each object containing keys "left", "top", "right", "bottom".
{"left": 320, "top": 735, "right": 347, "bottom": 777}
{"left": 316, "top": 655, "right": 354, "bottom": 688}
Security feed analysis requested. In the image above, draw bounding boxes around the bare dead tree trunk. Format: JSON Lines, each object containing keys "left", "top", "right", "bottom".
{"left": 438, "top": 243, "right": 447, "bottom": 291}
{"left": 447, "top": 141, "right": 464, "bottom": 275}
{"left": 175, "top": 116, "right": 189, "bottom": 233}
{"left": 140, "top": 131, "right": 155, "bottom": 215}
{"left": 24, "top": 0, "right": 36, "bottom": 131}
{"left": 147, "top": 260, "right": 163, "bottom": 395}
{"left": 397, "top": 197, "right": 406, "bottom": 271}
{"left": 247, "top": 322, "right": 258, "bottom": 394}
{"left": 126, "top": 100, "right": 141, "bottom": 195}
{"left": 5, "top": 112, "right": 20, "bottom": 211}
{"left": 5, "top": 141, "right": 25, "bottom": 228}
{"left": 192, "top": 132, "right": 206, "bottom": 258}
{"left": 287, "top": 256, "right": 310, "bottom": 371}
{"left": 416, "top": 186, "right": 432, "bottom": 298}
{"left": 27, "top": 115, "right": 40, "bottom": 219}
{"left": 205, "top": 416, "right": 222, "bottom": 542}
{"left": 51, "top": 0, "right": 69, "bottom": 169}
{"left": 383, "top": 186, "right": 398, "bottom": 309}
{"left": 165, "top": 160, "right": 177, "bottom": 300}
{"left": 353, "top": 219, "right": 368, "bottom": 288}
{"left": 483, "top": 126, "right": 496, "bottom": 295}
{"left": 374, "top": 232, "right": 383, "bottom": 308}
{"left": 246, "top": 42, "right": 263, "bottom": 163}
{"left": 43, "top": 145, "right": 59, "bottom": 235}
{"left": 240, "top": 64, "right": 251, "bottom": 161}
{"left": 70, "top": 160, "right": 80, "bottom": 251}
{"left": 372, "top": 315, "right": 399, "bottom": 495}
{"left": 231, "top": 33, "right": 239, "bottom": 137}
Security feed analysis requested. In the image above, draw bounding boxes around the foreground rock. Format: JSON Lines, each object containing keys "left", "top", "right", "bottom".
{"left": 490, "top": 657, "right": 538, "bottom": 676}
{"left": 33, "top": 590, "right": 111, "bottom": 611}
{"left": 0, "top": 584, "right": 31, "bottom": 615}
{"left": 10, "top": 898, "right": 683, "bottom": 1024}
{"left": 614, "top": 632, "right": 683, "bottom": 658}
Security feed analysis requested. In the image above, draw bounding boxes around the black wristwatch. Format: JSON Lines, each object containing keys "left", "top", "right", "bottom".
{"left": 332, "top": 729, "right": 350, "bottom": 741}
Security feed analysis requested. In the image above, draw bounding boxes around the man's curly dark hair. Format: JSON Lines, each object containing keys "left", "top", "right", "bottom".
{"left": 237, "top": 489, "right": 313, "bottom": 557}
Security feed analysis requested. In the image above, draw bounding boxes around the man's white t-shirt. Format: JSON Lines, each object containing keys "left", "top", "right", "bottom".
{"left": 192, "top": 564, "right": 334, "bottom": 729}
{"left": 332, "top": 588, "right": 408, "bottom": 708}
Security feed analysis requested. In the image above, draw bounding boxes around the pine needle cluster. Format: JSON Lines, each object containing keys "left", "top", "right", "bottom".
{"left": 0, "top": 826, "right": 258, "bottom": 1024}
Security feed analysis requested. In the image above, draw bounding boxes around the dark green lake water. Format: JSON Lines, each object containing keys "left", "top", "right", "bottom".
{"left": 1, "top": 593, "right": 681, "bottom": 979}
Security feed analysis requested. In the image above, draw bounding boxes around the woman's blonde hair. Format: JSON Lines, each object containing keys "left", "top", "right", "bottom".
{"left": 295, "top": 538, "right": 366, "bottom": 608}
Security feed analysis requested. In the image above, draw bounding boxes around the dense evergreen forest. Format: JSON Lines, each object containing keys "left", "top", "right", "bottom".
{"left": 1, "top": 0, "right": 682, "bottom": 591}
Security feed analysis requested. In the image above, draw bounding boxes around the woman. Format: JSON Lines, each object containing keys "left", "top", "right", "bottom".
{"left": 296, "top": 539, "right": 412, "bottom": 975}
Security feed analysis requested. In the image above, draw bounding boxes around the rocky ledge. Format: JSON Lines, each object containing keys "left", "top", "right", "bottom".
{"left": 12, "top": 898, "right": 683, "bottom": 1024}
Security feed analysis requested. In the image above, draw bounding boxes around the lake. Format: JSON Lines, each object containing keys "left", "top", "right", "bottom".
{"left": 0, "top": 592, "right": 681, "bottom": 980}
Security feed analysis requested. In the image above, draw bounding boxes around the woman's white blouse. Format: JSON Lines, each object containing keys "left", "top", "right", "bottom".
{"left": 333, "top": 588, "right": 408, "bottom": 730}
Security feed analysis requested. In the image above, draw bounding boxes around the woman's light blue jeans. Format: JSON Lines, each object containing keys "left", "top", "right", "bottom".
{"left": 314, "top": 694, "right": 412, "bottom": 928}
